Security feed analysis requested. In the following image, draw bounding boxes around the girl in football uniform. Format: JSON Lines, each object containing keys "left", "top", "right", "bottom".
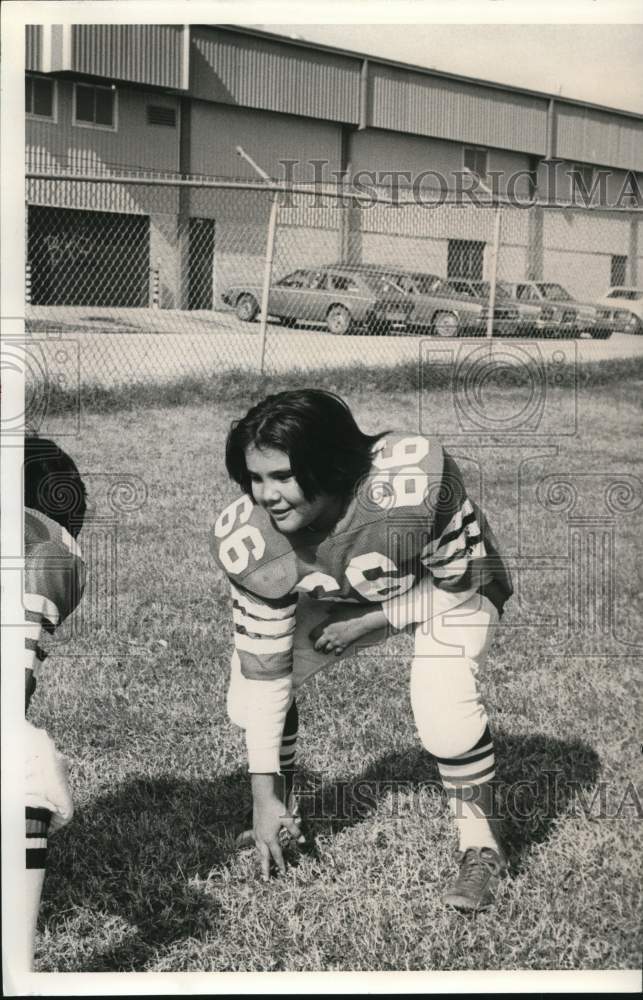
{"left": 212, "top": 389, "right": 512, "bottom": 910}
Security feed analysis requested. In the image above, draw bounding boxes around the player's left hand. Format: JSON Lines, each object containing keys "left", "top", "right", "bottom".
{"left": 310, "top": 606, "right": 388, "bottom": 655}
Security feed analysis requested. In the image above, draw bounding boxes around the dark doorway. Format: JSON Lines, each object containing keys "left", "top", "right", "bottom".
{"left": 28, "top": 206, "right": 150, "bottom": 307}
{"left": 188, "top": 218, "right": 215, "bottom": 310}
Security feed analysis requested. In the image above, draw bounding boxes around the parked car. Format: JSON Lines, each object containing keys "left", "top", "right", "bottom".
{"left": 501, "top": 281, "right": 619, "bottom": 339}
{"left": 445, "top": 278, "right": 542, "bottom": 336}
{"left": 221, "top": 266, "right": 413, "bottom": 335}
{"left": 334, "top": 265, "right": 520, "bottom": 337}
{"left": 596, "top": 287, "right": 643, "bottom": 334}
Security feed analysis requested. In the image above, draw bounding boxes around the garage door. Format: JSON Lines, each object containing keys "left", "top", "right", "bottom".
{"left": 28, "top": 206, "right": 150, "bottom": 307}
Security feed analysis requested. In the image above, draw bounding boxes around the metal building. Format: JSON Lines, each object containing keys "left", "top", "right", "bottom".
{"left": 25, "top": 24, "right": 643, "bottom": 309}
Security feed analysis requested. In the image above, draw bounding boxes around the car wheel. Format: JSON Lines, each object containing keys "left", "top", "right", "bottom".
{"left": 591, "top": 329, "right": 612, "bottom": 339}
{"left": 236, "top": 293, "right": 259, "bottom": 323}
{"left": 432, "top": 311, "right": 460, "bottom": 338}
{"left": 326, "top": 304, "right": 352, "bottom": 336}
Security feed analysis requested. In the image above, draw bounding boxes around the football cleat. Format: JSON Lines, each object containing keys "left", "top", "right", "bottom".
{"left": 443, "top": 846, "right": 507, "bottom": 912}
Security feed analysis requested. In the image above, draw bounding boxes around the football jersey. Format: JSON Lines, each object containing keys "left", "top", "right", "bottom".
{"left": 212, "top": 433, "right": 512, "bottom": 684}
{"left": 23, "top": 507, "right": 86, "bottom": 710}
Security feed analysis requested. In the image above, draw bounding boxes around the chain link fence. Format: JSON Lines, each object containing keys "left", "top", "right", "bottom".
{"left": 24, "top": 168, "right": 643, "bottom": 390}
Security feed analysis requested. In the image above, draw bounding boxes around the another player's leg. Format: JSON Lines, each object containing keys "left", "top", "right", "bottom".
{"left": 410, "top": 593, "right": 507, "bottom": 911}
{"left": 25, "top": 806, "right": 51, "bottom": 969}
{"left": 24, "top": 721, "right": 74, "bottom": 966}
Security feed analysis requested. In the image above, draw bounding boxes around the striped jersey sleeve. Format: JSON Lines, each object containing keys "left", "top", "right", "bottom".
{"left": 230, "top": 581, "right": 298, "bottom": 681}
{"left": 420, "top": 496, "right": 487, "bottom": 593}
{"left": 418, "top": 451, "right": 506, "bottom": 599}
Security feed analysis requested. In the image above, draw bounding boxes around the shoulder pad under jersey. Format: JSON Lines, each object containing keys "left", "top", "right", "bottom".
{"left": 211, "top": 494, "right": 298, "bottom": 600}
{"left": 352, "top": 432, "right": 445, "bottom": 530}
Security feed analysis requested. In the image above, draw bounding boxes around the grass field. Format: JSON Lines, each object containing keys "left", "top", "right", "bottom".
{"left": 29, "top": 362, "right": 642, "bottom": 973}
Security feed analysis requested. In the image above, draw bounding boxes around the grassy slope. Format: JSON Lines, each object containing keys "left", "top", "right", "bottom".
{"left": 31, "top": 377, "right": 642, "bottom": 972}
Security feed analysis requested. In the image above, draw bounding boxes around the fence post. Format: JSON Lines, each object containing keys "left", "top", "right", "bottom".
{"left": 235, "top": 146, "right": 280, "bottom": 375}
{"left": 486, "top": 204, "right": 502, "bottom": 340}
{"left": 258, "top": 194, "right": 279, "bottom": 375}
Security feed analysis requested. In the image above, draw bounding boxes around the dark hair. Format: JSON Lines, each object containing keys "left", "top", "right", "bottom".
{"left": 226, "top": 389, "right": 385, "bottom": 501}
{"left": 24, "top": 434, "right": 87, "bottom": 538}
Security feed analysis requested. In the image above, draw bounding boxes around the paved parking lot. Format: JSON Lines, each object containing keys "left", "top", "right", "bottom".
{"left": 25, "top": 305, "right": 643, "bottom": 387}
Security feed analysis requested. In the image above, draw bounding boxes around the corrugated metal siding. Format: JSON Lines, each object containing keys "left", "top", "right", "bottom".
{"left": 555, "top": 105, "right": 643, "bottom": 172}
{"left": 26, "top": 25, "right": 42, "bottom": 71}
{"left": 190, "top": 27, "right": 361, "bottom": 124}
{"left": 71, "top": 25, "right": 185, "bottom": 89}
{"left": 370, "top": 65, "right": 548, "bottom": 155}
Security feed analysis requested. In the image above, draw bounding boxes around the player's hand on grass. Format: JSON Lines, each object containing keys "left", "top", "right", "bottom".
{"left": 25, "top": 720, "right": 74, "bottom": 833}
{"left": 251, "top": 774, "right": 305, "bottom": 880}
{"left": 310, "top": 605, "right": 388, "bottom": 655}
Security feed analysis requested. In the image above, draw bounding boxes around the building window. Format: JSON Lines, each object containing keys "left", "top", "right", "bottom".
{"left": 447, "top": 239, "right": 485, "bottom": 281}
{"left": 463, "top": 147, "right": 488, "bottom": 182}
{"left": 73, "top": 83, "right": 117, "bottom": 130}
{"left": 26, "top": 75, "right": 56, "bottom": 120}
{"left": 611, "top": 255, "right": 627, "bottom": 287}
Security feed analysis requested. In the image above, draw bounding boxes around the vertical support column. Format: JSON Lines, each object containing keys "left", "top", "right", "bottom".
{"left": 527, "top": 204, "right": 544, "bottom": 280}
{"left": 568, "top": 516, "right": 615, "bottom": 638}
{"left": 338, "top": 125, "right": 363, "bottom": 266}
{"left": 339, "top": 199, "right": 363, "bottom": 266}
{"left": 546, "top": 98, "right": 557, "bottom": 161}
{"left": 178, "top": 97, "right": 192, "bottom": 310}
{"left": 486, "top": 205, "right": 502, "bottom": 339}
{"left": 628, "top": 214, "right": 639, "bottom": 286}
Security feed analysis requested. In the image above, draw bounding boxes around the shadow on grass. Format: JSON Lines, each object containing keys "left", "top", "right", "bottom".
{"left": 289, "top": 731, "right": 601, "bottom": 874}
{"left": 42, "top": 731, "right": 599, "bottom": 970}
{"left": 41, "top": 768, "right": 250, "bottom": 971}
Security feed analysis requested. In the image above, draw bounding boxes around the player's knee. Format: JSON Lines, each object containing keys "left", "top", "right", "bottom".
{"left": 411, "top": 655, "right": 486, "bottom": 759}
{"left": 421, "top": 724, "right": 485, "bottom": 761}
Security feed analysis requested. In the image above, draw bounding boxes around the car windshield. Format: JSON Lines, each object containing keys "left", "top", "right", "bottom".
{"left": 360, "top": 272, "right": 406, "bottom": 294}
{"left": 444, "top": 281, "right": 476, "bottom": 297}
{"left": 607, "top": 288, "right": 643, "bottom": 300}
{"left": 470, "top": 282, "right": 510, "bottom": 299}
{"left": 410, "top": 274, "right": 443, "bottom": 295}
{"left": 536, "top": 283, "right": 573, "bottom": 301}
